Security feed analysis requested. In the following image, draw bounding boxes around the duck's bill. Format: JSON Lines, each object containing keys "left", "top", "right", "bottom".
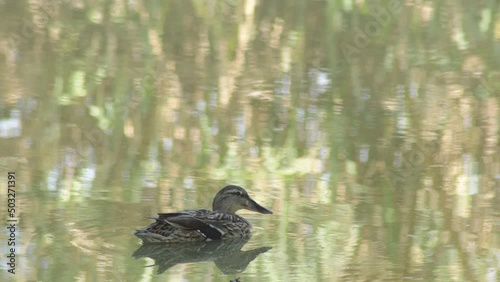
{"left": 247, "top": 199, "right": 273, "bottom": 214}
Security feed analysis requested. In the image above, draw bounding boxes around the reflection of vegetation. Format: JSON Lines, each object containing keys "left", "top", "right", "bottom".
{"left": 0, "top": 0, "right": 498, "bottom": 281}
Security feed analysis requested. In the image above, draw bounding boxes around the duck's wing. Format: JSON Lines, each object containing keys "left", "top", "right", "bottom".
{"left": 156, "top": 210, "right": 226, "bottom": 240}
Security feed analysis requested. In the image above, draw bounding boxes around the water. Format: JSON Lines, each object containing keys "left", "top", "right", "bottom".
{"left": 0, "top": 0, "right": 498, "bottom": 281}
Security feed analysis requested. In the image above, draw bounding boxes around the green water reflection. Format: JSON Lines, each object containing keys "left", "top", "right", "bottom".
{"left": 0, "top": 0, "right": 499, "bottom": 281}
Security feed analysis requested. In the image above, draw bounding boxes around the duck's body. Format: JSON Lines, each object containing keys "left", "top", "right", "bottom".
{"left": 135, "top": 185, "right": 272, "bottom": 243}
{"left": 135, "top": 210, "right": 253, "bottom": 243}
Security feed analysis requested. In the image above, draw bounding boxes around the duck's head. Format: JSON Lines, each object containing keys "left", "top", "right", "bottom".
{"left": 212, "top": 185, "right": 273, "bottom": 215}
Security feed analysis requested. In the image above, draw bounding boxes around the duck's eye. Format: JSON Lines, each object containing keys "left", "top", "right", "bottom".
{"left": 235, "top": 191, "right": 243, "bottom": 196}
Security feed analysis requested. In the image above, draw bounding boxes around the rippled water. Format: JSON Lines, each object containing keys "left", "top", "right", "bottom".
{"left": 0, "top": 0, "right": 499, "bottom": 281}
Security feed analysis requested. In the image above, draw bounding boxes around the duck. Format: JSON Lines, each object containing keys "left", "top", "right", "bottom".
{"left": 134, "top": 185, "right": 272, "bottom": 243}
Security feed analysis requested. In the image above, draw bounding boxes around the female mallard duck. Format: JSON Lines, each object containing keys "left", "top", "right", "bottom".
{"left": 135, "top": 185, "right": 272, "bottom": 243}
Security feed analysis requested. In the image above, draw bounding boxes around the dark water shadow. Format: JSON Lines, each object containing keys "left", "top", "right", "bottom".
{"left": 132, "top": 238, "right": 272, "bottom": 275}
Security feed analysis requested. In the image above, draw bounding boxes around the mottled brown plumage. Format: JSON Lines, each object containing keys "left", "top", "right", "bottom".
{"left": 135, "top": 185, "right": 272, "bottom": 243}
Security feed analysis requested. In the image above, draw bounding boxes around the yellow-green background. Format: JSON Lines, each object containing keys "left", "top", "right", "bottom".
{"left": 0, "top": 0, "right": 498, "bottom": 281}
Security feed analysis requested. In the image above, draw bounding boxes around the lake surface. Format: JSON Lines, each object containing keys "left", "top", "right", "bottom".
{"left": 0, "top": 0, "right": 499, "bottom": 281}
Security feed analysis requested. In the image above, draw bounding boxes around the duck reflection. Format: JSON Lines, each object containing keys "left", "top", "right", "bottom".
{"left": 132, "top": 238, "right": 271, "bottom": 275}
